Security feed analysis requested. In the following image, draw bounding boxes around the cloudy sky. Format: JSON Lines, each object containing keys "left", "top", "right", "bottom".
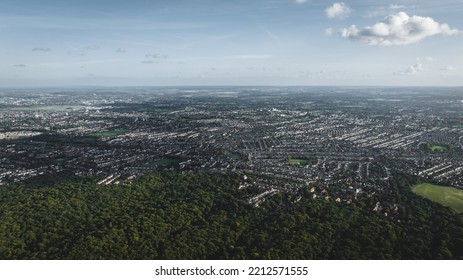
{"left": 2, "top": 0, "right": 463, "bottom": 87}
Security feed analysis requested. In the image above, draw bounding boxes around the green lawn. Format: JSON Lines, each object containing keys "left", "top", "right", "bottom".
{"left": 412, "top": 183, "right": 463, "bottom": 213}
{"left": 429, "top": 144, "right": 449, "bottom": 152}
{"left": 288, "top": 158, "right": 311, "bottom": 166}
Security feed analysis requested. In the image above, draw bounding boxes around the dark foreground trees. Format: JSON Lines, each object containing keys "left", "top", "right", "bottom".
{"left": 0, "top": 172, "right": 462, "bottom": 259}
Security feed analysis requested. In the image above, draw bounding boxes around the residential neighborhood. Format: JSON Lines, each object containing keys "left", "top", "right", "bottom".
{"left": 0, "top": 87, "right": 462, "bottom": 214}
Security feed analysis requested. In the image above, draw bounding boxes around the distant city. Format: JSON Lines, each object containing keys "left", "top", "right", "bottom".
{"left": 1, "top": 87, "right": 462, "bottom": 217}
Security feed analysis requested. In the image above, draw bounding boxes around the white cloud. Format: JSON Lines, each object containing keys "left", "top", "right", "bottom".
{"left": 341, "top": 12, "right": 460, "bottom": 46}
{"left": 116, "top": 48, "right": 126, "bottom": 53}
{"left": 14, "top": 64, "right": 27, "bottom": 67}
{"left": 227, "top": 55, "right": 272, "bottom": 59}
{"left": 32, "top": 47, "right": 51, "bottom": 52}
{"left": 366, "top": 4, "right": 407, "bottom": 18}
{"left": 366, "top": 7, "right": 386, "bottom": 18}
{"left": 394, "top": 63, "right": 424, "bottom": 75}
{"left": 295, "top": 0, "right": 309, "bottom": 4}
{"left": 145, "top": 53, "right": 168, "bottom": 59}
{"left": 86, "top": 44, "right": 100, "bottom": 50}
{"left": 326, "top": 2, "right": 351, "bottom": 19}
{"left": 441, "top": 66, "right": 456, "bottom": 71}
{"left": 325, "top": 27, "right": 333, "bottom": 36}
{"left": 417, "top": 57, "right": 434, "bottom": 62}
{"left": 389, "top": 4, "right": 405, "bottom": 10}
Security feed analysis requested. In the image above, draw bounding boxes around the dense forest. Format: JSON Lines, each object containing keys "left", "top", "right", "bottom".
{"left": 0, "top": 172, "right": 462, "bottom": 259}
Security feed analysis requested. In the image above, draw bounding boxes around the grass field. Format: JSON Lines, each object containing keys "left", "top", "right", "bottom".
{"left": 412, "top": 183, "right": 463, "bottom": 213}
{"left": 288, "top": 158, "right": 312, "bottom": 166}
{"left": 429, "top": 144, "right": 449, "bottom": 152}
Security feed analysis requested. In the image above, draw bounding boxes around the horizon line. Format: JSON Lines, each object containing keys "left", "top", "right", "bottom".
{"left": 2, "top": 85, "right": 463, "bottom": 89}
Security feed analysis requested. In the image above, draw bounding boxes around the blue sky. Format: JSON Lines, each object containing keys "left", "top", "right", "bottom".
{"left": 2, "top": 0, "right": 463, "bottom": 86}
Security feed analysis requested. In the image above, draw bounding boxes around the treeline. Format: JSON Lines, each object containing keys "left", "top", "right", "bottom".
{"left": 0, "top": 172, "right": 462, "bottom": 259}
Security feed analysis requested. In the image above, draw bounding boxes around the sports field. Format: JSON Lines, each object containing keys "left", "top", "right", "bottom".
{"left": 429, "top": 144, "right": 449, "bottom": 152}
{"left": 412, "top": 183, "right": 463, "bottom": 213}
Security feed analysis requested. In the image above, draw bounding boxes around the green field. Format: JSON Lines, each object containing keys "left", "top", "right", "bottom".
{"left": 429, "top": 144, "right": 449, "bottom": 152}
{"left": 88, "top": 129, "right": 127, "bottom": 138}
{"left": 288, "top": 158, "right": 311, "bottom": 166}
{"left": 412, "top": 183, "right": 463, "bottom": 213}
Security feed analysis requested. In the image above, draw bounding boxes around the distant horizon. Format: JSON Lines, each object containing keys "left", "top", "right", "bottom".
{"left": 2, "top": 84, "right": 463, "bottom": 90}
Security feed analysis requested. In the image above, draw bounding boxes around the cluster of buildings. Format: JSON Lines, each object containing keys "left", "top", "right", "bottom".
{"left": 0, "top": 87, "right": 462, "bottom": 214}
